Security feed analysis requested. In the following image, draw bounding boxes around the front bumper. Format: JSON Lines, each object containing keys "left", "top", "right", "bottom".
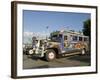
{"left": 27, "top": 48, "right": 45, "bottom": 57}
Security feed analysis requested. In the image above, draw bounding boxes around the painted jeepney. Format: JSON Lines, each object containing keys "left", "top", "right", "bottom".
{"left": 26, "top": 30, "right": 89, "bottom": 61}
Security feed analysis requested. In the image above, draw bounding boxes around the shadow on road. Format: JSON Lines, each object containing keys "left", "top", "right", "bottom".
{"left": 66, "top": 53, "right": 91, "bottom": 64}
{"left": 27, "top": 55, "right": 40, "bottom": 61}
{"left": 26, "top": 65, "right": 49, "bottom": 69}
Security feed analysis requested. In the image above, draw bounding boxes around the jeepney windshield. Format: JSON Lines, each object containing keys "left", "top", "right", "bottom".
{"left": 51, "top": 34, "right": 62, "bottom": 42}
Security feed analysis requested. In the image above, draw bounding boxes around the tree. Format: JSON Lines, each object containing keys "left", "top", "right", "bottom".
{"left": 50, "top": 31, "right": 60, "bottom": 36}
{"left": 82, "top": 19, "right": 91, "bottom": 36}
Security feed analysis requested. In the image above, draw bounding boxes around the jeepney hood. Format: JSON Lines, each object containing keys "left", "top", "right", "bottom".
{"left": 48, "top": 41, "right": 60, "bottom": 47}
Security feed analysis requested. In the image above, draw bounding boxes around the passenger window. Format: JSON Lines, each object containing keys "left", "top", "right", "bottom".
{"left": 72, "top": 36, "right": 77, "bottom": 41}
{"left": 64, "top": 36, "right": 67, "bottom": 40}
{"left": 79, "top": 37, "right": 82, "bottom": 41}
{"left": 84, "top": 37, "right": 88, "bottom": 41}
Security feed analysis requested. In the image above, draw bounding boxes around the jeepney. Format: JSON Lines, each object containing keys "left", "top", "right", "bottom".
{"left": 25, "top": 30, "right": 89, "bottom": 61}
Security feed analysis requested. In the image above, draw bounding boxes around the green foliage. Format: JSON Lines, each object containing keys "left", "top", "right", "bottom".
{"left": 82, "top": 19, "right": 91, "bottom": 36}
{"left": 50, "top": 31, "right": 60, "bottom": 36}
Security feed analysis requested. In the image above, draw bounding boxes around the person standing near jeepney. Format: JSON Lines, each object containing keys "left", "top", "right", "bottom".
{"left": 32, "top": 36, "right": 37, "bottom": 49}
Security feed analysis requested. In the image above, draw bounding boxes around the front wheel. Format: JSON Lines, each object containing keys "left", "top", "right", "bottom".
{"left": 45, "top": 49, "right": 56, "bottom": 61}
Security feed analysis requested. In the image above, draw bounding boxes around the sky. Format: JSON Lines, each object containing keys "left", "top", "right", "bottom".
{"left": 23, "top": 10, "right": 90, "bottom": 34}
{"left": 23, "top": 10, "right": 90, "bottom": 44}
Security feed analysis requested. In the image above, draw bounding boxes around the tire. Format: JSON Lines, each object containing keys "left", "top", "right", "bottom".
{"left": 45, "top": 49, "right": 56, "bottom": 61}
{"left": 81, "top": 48, "right": 86, "bottom": 55}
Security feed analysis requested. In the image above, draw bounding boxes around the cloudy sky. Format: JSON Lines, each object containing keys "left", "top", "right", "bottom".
{"left": 23, "top": 10, "right": 90, "bottom": 44}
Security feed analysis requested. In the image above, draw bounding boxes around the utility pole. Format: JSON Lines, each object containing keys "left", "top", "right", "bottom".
{"left": 46, "top": 26, "right": 49, "bottom": 40}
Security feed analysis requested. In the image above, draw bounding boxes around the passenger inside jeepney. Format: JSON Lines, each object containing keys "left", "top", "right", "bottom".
{"left": 64, "top": 35, "right": 68, "bottom": 48}
{"left": 32, "top": 40, "right": 38, "bottom": 49}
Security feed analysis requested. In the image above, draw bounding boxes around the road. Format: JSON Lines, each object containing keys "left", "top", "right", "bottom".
{"left": 23, "top": 52, "right": 90, "bottom": 69}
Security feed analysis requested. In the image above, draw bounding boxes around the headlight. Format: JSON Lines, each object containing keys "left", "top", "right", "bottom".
{"left": 29, "top": 49, "right": 33, "bottom": 54}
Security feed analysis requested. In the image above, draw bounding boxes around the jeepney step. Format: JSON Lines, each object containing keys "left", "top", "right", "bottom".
{"left": 62, "top": 52, "right": 81, "bottom": 56}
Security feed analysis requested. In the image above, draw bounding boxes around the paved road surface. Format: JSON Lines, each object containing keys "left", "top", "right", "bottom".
{"left": 23, "top": 53, "right": 90, "bottom": 69}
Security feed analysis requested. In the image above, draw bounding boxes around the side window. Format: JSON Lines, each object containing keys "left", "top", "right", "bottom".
{"left": 64, "top": 36, "right": 67, "bottom": 40}
{"left": 79, "top": 37, "right": 82, "bottom": 41}
{"left": 84, "top": 37, "right": 88, "bottom": 41}
{"left": 72, "top": 36, "right": 77, "bottom": 41}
